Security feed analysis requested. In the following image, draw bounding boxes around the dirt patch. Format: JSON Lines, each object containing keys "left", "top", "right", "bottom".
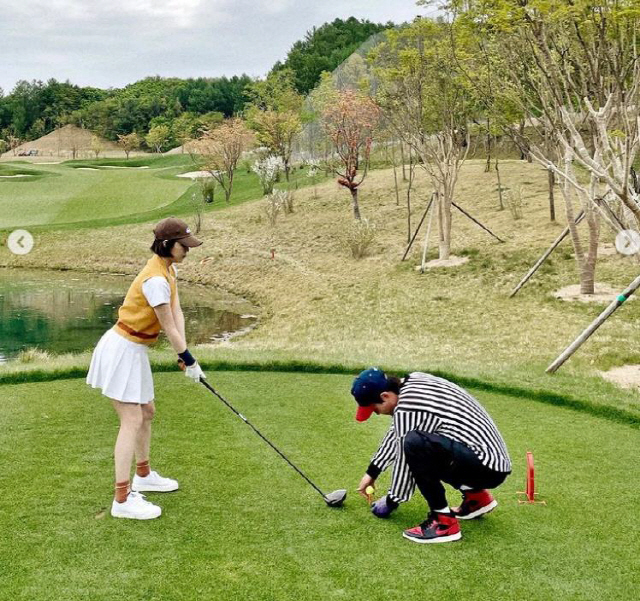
{"left": 553, "top": 283, "right": 635, "bottom": 303}
{"left": 599, "top": 243, "right": 618, "bottom": 257}
{"left": 2, "top": 125, "right": 119, "bottom": 158}
{"left": 600, "top": 365, "right": 640, "bottom": 390}
{"left": 417, "top": 256, "right": 470, "bottom": 270}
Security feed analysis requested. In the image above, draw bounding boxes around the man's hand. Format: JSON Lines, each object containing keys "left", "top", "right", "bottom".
{"left": 357, "top": 474, "right": 376, "bottom": 499}
{"left": 371, "top": 495, "right": 399, "bottom": 518}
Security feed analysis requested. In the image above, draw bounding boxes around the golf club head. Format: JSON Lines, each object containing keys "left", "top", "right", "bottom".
{"left": 324, "top": 489, "right": 347, "bottom": 507}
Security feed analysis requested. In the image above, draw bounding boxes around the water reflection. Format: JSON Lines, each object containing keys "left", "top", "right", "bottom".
{"left": 0, "top": 269, "right": 258, "bottom": 362}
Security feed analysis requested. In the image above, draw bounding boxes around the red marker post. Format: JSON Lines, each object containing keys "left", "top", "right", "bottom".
{"left": 517, "top": 451, "right": 546, "bottom": 505}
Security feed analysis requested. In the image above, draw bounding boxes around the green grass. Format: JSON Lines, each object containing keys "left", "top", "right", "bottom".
{"left": 0, "top": 157, "right": 327, "bottom": 231}
{"left": 1, "top": 370, "right": 638, "bottom": 600}
{"left": 0, "top": 159, "right": 192, "bottom": 230}
{"left": 64, "top": 155, "right": 195, "bottom": 169}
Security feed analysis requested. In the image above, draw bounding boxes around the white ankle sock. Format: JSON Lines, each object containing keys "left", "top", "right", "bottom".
{"left": 460, "top": 485, "right": 473, "bottom": 491}
{"left": 434, "top": 506, "right": 450, "bottom": 514}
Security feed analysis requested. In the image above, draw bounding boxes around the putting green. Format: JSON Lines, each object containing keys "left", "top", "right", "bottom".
{"left": 1, "top": 371, "right": 638, "bottom": 600}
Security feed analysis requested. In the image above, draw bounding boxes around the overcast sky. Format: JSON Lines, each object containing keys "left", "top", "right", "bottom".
{"left": 0, "top": 1, "right": 437, "bottom": 93}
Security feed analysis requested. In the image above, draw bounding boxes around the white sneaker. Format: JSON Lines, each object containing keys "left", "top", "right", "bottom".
{"left": 111, "top": 492, "right": 162, "bottom": 520}
{"left": 132, "top": 470, "right": 179, "bottom": 493}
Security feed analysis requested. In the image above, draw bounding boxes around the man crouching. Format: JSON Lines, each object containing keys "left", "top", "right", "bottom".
{"left": 352, "top": 368, "right": 511, "bottom": 544}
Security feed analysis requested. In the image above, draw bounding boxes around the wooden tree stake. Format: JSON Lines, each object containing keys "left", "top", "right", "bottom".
{"left": 510, "top": 211, "right": 586, "bottom": 298}
{"left": 546, "top": 273, "right": 640, "bottom": 373}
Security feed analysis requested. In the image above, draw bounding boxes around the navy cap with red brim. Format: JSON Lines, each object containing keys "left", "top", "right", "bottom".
{"left": 351, "top": 367, "right": 388, "bottom": 422}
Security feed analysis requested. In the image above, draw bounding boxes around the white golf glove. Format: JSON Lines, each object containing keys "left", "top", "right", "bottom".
{"left": 185, "top": 361, "right": 206, "bottom": 382}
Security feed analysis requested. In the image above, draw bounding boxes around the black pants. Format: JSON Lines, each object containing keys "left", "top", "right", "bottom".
{"left": 403, "top": 431, "right": 509, "bottom": 511}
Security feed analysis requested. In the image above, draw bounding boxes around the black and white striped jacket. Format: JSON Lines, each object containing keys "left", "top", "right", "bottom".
{"left": 367, "top": 372, "right": 512, "bottom": 503}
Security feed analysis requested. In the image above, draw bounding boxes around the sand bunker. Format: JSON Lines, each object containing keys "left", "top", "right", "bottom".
{"left": 0, "top": 174, "right": 31, "bottom": 178}
{"left": 600, "top": 365, "right": 640, "bottom": 390}
{"left": 416, "top": 256, "right": 470, "bottom": 270}
{"left": 553, "top": 283, "right": 636, "bottom": 303}
{"left": 177, "top": 171, "right": 216, "bottom": 179}
{"left": 77, "top": 167, "right": 99, "bottom": 171}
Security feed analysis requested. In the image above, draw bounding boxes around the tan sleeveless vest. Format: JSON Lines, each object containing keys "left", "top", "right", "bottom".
{"left": 112, "top": 254, "right": 177, "bottom": 345}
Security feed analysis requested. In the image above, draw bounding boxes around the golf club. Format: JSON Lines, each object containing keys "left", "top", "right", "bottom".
{"left": 180, "top": 362, "right": 347, "bottom": 507}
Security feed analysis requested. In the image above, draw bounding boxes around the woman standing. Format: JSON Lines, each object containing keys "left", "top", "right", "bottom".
{"left": 87, "top": 217, "right": 206, "bottom": 520}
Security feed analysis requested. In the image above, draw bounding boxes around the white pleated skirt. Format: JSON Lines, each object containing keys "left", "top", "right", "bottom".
{"left": 86, "top": 328, "right": 154, "bottom": 404}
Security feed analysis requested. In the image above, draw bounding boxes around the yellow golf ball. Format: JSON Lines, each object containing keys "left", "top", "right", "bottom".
{"left": 365, "top": 486, "right": 375, "bottom": 495}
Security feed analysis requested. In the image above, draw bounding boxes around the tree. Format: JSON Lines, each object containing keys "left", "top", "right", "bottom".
{"left": 7, "top": 133, "right": 21, "bottom": 156}
{"left": 196, "top": 111, "right": 224, "bottom": 135}
{"left": 192, "top": 118, "right": 254, "bottom": 202}
{"left": 448, "top": 0, "right": 640, "bottom": 293}
{"left": 145, "top": 124, "right": 171, "bottom": 153}
{"left": 90, "top": 135, "right": 104, "bottom": 158}
{"left": 271, "top": 17, "right": 390, "bottom": 94}
{"left": 117, "top": 132, "right": 141, "bottom": 159}
{"left": 322, "top": 90, "right": 380, "bottom": 220}
{"left": 246, "top": 70, "right": 303, "bottom": 181}
{"left": 172, "top": 112, "right": 198, "bottom": 152}
{"left": 371, "top": 17, "right": 474, "bottom": 259}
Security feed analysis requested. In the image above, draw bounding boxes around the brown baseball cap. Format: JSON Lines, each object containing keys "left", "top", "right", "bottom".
{"left": 153, "top": 217, "right": 202, "bottom": 247}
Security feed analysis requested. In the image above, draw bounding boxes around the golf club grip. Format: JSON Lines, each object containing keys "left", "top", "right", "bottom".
{"left": 197, "top": 378, "right": 327, "bottom": 499}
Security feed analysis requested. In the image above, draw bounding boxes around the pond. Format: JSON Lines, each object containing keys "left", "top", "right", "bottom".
{"left": 0, "top": 268, "right": 258, "bottom": 363}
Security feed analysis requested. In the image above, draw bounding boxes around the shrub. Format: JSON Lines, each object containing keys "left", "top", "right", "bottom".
{"left": 344, "top": 218, "right": 376, "bottom": 259}
{"left": 506, "top": 186, "right": 525, "bottom": 220}
{"left": 17, "top": 348, "right": 51, "bottom": 363}
{"left": 252, "top": 155, "right": 285, "bottom": 195}
{"left": 264, "top": 190, "right": 286, "bottom": 226}
{"left": 281, "top": 189, "right": 294, "bottom": 214}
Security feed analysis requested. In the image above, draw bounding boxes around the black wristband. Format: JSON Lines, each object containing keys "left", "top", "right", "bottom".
{"left": 366, "top": 462, "right": 382, "bottom": 480}
{"left": 178, "top": 349, "right": 196, "bottom": 367}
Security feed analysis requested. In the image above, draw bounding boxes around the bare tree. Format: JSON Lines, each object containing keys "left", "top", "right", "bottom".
{"left": 371, "top": 17, "right": 473, "bottom": 259}
{"left": 449, "top": 0, "right": 640, "bottom": 293}
{"left": 322, "top": 90, "right": 380, "bottom": 221}
{"left": 192, "top": 118, "right": 254, "bottom": 203}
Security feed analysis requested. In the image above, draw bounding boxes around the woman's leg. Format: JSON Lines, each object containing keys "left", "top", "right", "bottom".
{"left": 112, "top": 400, "right": 143, "bottom": 500}
{"left": 135, "top": 401, "right": 155, "bottom": 476}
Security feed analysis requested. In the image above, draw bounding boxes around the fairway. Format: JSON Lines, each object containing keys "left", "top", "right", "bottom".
{"left": 0, "top": 159, "right": 193, "bottom": 230}
{"left": 1, "top": 371, "right": 638, "bottom": 601}
{"left": 0, "top": 158, "right": 326, "bottom": 231}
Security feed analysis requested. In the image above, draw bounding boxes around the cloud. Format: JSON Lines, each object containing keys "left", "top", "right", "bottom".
{"left": 0, "top": 1, "right": 424, "bottom": 92}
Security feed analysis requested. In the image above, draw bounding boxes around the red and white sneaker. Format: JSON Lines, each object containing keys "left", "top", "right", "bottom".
{"left": 402, "top": 512, "right": 462, "bottom": 544}
{"left": 452, "top": 489, "right": 497, "bottom": 520}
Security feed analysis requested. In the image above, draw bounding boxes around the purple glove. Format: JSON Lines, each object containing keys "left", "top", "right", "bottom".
{"left": 371, "top": 495, "right": 399, "bottom": 518}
